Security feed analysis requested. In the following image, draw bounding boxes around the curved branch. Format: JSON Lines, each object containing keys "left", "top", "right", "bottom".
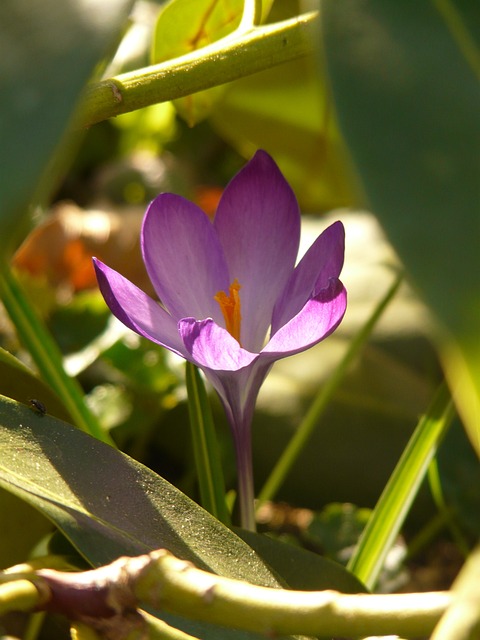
{"left": 75, "top": 12, "right": 318, "bottom": 128}
{"left": 134, "top": 549, "right": 452, "bottom": 638}
{"left": 2, "top": 549, "right": 453, "bottom": 638}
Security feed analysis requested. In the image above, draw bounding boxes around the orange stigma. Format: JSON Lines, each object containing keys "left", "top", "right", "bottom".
{"left": 214, "top": 279, "right": 242, "bottom": 344}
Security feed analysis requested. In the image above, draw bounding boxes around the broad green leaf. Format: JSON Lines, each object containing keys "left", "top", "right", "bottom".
{"left": 152, "top": 0, "right": 243, "bottom": 61}
{"left": 152, "top": 0, "right": 244, "bottom": 124}
{"left": 236, "top": 529, "right": 367, "bottom": 593}
{"left": 321, "top": 1, "right": 480, "bottom": 454}
{"left": 0, "top": 0, "right": 134, "bottom": 255}
{"left": 0, "top": 395, "right": 296, "bottom": 639}
{"left": 0, "top": 395, "right": 278, "bottom": 579}
{"left": 211, "top": 56, "right": 360, "bottom": 211}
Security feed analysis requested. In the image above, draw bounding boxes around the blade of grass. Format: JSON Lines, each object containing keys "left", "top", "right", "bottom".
{"left": 257, "top": 271, "right": 404, "bottom": 507}
{"left": 185, "top": 362, "right": 231, "bottom": 526}
{"left": 428, "top": 458, "right": 470, "bottom": 557}
{"left": 0, "top": 263, "right": 114, "bottom": 446}
{"left": 347, "top": 381, "right": 455, "bottom": 590}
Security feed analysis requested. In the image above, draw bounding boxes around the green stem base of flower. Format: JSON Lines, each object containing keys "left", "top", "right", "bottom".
{"left": 235, "top": 432, "right": 256, "bottom": 532}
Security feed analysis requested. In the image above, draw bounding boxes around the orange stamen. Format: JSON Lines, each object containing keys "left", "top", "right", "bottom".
{"left": 214, "top": 279, "right": 242, "bottom": 344}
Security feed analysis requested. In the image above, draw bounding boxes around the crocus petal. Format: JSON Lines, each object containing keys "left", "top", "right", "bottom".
{"left": 93, "top": 258, "right": 187, "bottom": 358}
{"left": 271, "top": 221, "right": 345, "bottom": 333}
{"left": 178, "top": 318, "right": 258, "bottom": 371}
{"left": 214, "top": 150, "right": 301, "bottom": 352}
{"left": 262, "top": 279, "right": 347, "bottom": 359}
{"left": 142, "top": 194, "right": 229, "bottom": 324}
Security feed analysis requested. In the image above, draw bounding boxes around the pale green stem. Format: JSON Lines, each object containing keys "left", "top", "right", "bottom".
{"left": 141, "top": 611, "right": 203, "bottom": 640}
{"left": 431, "top": 545, "right": 480, "bottom": 640}
{"left": 257, "top": 272, "right": 403, "bottom": 507}
{"left": 75, "top": 11, "right": 318, "bottom": 128}
{"left": 1, "top": 552, "right": 453, "bottom": 638}
{"left": 0, "top": 580, "right": 42, "bottom": 616}
{"left": 234, "top": 425, "right": 256, "bottom": 532}
{"left": 23, "top": 612, "right": 46, "bottom": 640}
{"left": 133, "top": 549, "right": 451, "bottom": 638}
{"left": 238, "top": 0, "right": 263, "bottom": 31}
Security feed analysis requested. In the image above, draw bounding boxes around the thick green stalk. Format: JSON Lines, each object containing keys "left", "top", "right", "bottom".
{"left": 431, "top": 545, "right": 480, "bottom": 640}
{"left": 75, "top": 11, "right": 318, "bottom": 128}
{"left": 0, "top": 580, "right": 41, "bottom": 616}
{"left": 185, "top": 363, "right": 230, "bottom": 526}
{"left": 0, "top": 263, "right": 114, "bottom": 446}
{"left": 257, "top": 272, "right": 403, "bottom": 506}
{"left": 14, "top": 551, "right": 451, "bottom": 638}
{"left": 134, "top": 549, "right": 451, "bottom": 638}
{"left": 347, "top": 381, "right": 455, "bottom": 589}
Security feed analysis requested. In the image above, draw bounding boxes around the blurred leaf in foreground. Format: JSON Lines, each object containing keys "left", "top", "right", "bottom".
{"left": 321, "top": 1, "right": 480, "bottom": 455}
{"left": 0, "top": 0, "right": 134, "bottom": 255}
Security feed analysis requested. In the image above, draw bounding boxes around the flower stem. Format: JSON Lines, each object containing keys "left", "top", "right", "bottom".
{"left": 234, "top": 427, "right": 256, "bottom": 532}
{"left": 257, "top": 272, "right": 403, "bottom": 507}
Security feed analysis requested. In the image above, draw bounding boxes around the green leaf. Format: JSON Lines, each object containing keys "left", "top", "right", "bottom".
{"left": 0, "top": 394, "right": 278, "bottom": 579}
{"left": 0, "top": 394, "right": 297, "bottom": 639}
{"left": 152, "top": 0, "right": 244, "bottom": 124}
{"left": 321, "top": 1, "right": 480, "bottom": 455}
{"left": 0, "top": 0, "right": 134, "bottom": 255}
{"left": 0, "top": 265, "right": 112, "bottom": 445}
{"left": 185, "top": 363, "right": 230, "bottom": 526}
{"left": 211, "top": 56, "right": 360, "bottom": 211}
{"left": 236, "top": 528, "right": 367, "bottom": 594}
{"left": 153, "top": 0, "right": 243, "bottom": 61}
{"left": 347, "top": 382, "right": 455, "bottom": 589}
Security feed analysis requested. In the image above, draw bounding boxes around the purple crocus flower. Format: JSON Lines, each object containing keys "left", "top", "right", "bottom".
{"left": 94, "top": 150, "right": 347, "bottom": 530}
